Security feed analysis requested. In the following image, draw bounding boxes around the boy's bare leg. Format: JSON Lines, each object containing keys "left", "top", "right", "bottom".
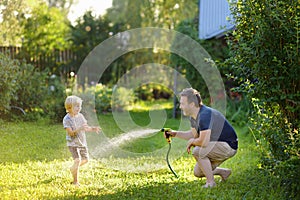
{"left": 80, "top": 159, "right": 88, "bottom": 166}
{"left": 70, "top": 159, "right": 80, "bottom": 185}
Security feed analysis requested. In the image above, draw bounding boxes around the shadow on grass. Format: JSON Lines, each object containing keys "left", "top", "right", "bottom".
{"left": 49, "top": 166, "right": 289, "bottom": 200}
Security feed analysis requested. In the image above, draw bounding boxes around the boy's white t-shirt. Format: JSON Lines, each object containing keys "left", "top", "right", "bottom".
{"left": 63, "top": 113, "right": 87, "bottom": 147}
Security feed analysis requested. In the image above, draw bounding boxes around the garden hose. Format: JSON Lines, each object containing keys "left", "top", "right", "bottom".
{"left": 161, "top": 128, "right": 179, "bottom": 178}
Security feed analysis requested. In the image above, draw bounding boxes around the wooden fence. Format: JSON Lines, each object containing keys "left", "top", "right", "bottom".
{"left": 0, "top": 46, "right": 81, "bottom": 74}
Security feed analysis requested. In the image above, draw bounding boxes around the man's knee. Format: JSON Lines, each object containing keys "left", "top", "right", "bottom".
{"left": 192, "top": 146, "right": 200, "bottom": 160}
{"left": 194, "top": 163, "right": 205, "bottom": 178}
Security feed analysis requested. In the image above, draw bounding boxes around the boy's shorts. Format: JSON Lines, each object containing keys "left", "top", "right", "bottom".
{"left": 68, "top": 146, "right": 89, "bottom": 160}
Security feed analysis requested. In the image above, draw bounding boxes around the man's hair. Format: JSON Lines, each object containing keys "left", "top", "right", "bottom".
{"left": 64, "top": 95, "right": 82, "bottom": 112}
{"left": 180, "top": 88, "right": 202, "bottom": 107}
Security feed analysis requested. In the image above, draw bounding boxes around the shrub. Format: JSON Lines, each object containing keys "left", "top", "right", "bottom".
{"left": 112, "top": 86, "right": 136, "bottom": 111}
{"left": 0, "top": 52, "right": 20, "bottom": 113}
{"left": 45, "top": 74, "right": 67, "bottom": 123}
{"left": 94, "top": 84, "right": 113, "bottom": 113}
{"left": 228, "top": 0, "right": 299, "bottom": 161}
{"left": 0, "top": 53, "right": 51, "bottom": 121}
{"left": 135, "top": 83, "right": 172, "bottom": 101}
{"left": 10, "top": 62, "right": 49, "bottom": 120}
{"left": 227, "top": 1, "right": 299, "bottom": 198}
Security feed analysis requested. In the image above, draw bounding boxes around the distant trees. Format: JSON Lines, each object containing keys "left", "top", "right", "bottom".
{"left": 21, "top": 2, "right": 72, "bottom": 73}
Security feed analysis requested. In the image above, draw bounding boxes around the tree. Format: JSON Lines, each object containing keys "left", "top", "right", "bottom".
{"left": 100, "top": 0, "right": 199, "bottom": 87}
{"left": 46, "top": 0, "right": 76, "bottom": 13}
{"left": 21, "top": 2, "right": 72, "bottom": 72}
{"left": 69, "top": 11, "right": 112, "bottom": 80}
{"left": 0, "top": 0, "right": 37, "bottom": 46}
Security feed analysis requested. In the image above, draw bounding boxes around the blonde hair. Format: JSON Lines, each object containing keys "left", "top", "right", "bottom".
{"left": 64, "top": 95, "right": 83, "bottom": 112}
{"left": 180, "top": 88, "right": 202, "bottom": 107}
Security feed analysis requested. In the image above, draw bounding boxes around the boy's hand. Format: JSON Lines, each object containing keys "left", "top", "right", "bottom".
{"left": 79, "top": 124, "right": 89, "bottom": 131}
{"left": 92, "top": 126, "right": 101, "bottom": 134}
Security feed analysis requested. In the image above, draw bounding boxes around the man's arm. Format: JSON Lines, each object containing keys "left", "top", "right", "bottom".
{"left": 194, "top": 129, "right": 211, "bottom": 147}
{"left": 169, "top": 128, "right": 195, "bottom": 140}
{"left": 186, "top": 129, "right": 211, "bottom": 153}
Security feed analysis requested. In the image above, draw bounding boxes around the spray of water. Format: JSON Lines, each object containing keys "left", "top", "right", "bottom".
{"left": 91, "top": 128, "right": 160, "bottom": 156}
{"left": 87, "top": 128, "right": 181, "bottom": 172}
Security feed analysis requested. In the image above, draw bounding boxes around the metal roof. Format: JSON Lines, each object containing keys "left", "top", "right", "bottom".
{"left": 198, "top": 0, "right": 235, "bottom": 39}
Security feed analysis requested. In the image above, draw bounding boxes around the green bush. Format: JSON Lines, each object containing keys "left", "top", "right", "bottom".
{"left": 227, "top": 0, "right": 299, "bottom": 161}
{"left": 226, "top": 1, "right": 299, "bottom": 198}
{"left": 135, "top": 83, "right": 172, "bottom": 101}
{"left": 10, "top": 62, "right": 49, "bottom": 120}
{"left": 0, "top": 52, "right": 20, "bottom": 112}
{"left": 0, "top": 53, "right": 52, "bottom": 121}
{"left": 112, "top": 86, "right": 136, "bottom": 111}
{"left": 226, "top": 97, "right": 251, "bottom": 127}
{"left": 94, "top": 84, "right": 113, "bottom": 112}
{"left": 45, "top": 74, "right": 67, "bottom": 123}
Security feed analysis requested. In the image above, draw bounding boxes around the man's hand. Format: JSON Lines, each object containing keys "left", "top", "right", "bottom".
{"left": 167, "top": 130, "right": 177, "bottom": 138}
{"left": 186, "top": 138, "right": 196, "bottom": 154}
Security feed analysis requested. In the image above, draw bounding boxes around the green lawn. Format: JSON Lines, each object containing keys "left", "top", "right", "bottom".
{"left": 0, "top": 109, "right": 289, "bottom": 199}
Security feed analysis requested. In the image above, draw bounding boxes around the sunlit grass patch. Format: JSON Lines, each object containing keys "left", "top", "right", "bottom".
{"left": 0, "top": 110, "right": 290, "bottom": 199}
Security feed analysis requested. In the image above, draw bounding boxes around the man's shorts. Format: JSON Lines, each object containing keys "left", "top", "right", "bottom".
{"left": 193, "top": 142, "right": 237, "bottom": 166}
{"left": 68, "top": 146, "right": 89, "bottom": 160}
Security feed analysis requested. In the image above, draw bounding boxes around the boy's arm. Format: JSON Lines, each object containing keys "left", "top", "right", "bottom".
{"left": 65, "top": 126, "right": 86, "bottom": 136}
{"left": 85, "top": 126, "right": 101, "bottom": 134}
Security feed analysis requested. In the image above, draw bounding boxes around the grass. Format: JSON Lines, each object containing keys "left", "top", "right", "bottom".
{"left": 0, "top": 103, "right": 291, "bottom": 200}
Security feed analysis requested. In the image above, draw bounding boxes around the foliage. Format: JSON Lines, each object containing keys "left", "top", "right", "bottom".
{"left": 0, "top": 52, "right": 67, "bottom": 122}
{"left": 108, "top": 0, "right": 198, "bottom": 29}
{"left": 74, "top": 84, "right": 136, "bottom": 113}
{"left": 112, "top": 86, "right": 136, "bottom": 111}
{"left": 9, "top": 61, "right": 49, "bottom": 120}
{"left": 0, "top": 0, "right": 35, "bottom": 46}
{"left": 0, "top": 116, "right": 295, "bottom": 199}
{"left": 45, "top": 74, "right": 67, "bottom": 123}
{"left": 171, "top": 18, "right": 234, "bottom": 101}
{"left": 227, "top": 0, "right": 299, "bottom": 161}
{"left": 93, "top": 84, "right": 113, "bottom": 113}
{"left": 69, "top": 11, "right": 112, "bottom": 78}
{"left": 226, "top": 97, "right": 251, "bottom": 127}
{"left": 46, "top": 0, "right": 75, "bottom": 13}
{"left": 226, "top": 1, "right": 300, "bottom": 195}
{"left": 0, "top": 53, "right": 48, "bottom": 120}
{"left": 0, "top": 52, "right": 20, "bottom": 112}
{"left": 134, "top": 83, "right": 172, "bottom": 101}
{"left": 20, "top": 2, "right": 72, "bottom": 72}
{"left": 98, "top": 0, "right": 200, "bottom": 93}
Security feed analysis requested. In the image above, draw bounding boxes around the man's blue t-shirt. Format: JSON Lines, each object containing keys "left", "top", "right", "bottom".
{"left": 190, "top": 105, "right": 238, "bottom": 150}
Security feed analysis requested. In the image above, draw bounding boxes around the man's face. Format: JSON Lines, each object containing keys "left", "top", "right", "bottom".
{"left": 179, "top": 96, "right": 193, "bottom": 116}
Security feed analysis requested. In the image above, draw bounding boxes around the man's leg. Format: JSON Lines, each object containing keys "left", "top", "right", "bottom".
{"left": 197, "top": 157, "right": 216, "bottom": 187}
{"left": 212, "top": 167, "right": 232, "bottom": 181}
{"left": 194, "top": 163, "right": 231, "bottom": 181}
{"left": 193, "top": 146, "right": 216, "bottom": 187}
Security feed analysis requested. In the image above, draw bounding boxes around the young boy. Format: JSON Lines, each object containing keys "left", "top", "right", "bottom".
{"left": 63, "top": 95, "right": 101, "bottom": 186}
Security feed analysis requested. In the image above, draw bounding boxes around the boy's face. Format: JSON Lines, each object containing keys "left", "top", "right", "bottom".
{"left": 69, "top": 103, "right": 81, "bottom": 115}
